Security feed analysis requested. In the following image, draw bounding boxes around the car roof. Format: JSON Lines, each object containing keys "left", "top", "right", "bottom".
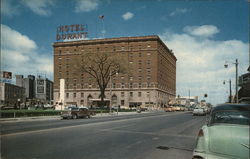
{"left": 212, "top": 104, "right": 250, "bottom": 113}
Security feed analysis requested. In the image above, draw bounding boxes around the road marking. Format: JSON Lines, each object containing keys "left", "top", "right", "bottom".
{"left": 100, "top": 129, "right": 196, "bottom": 139}
{"left": 1, "top": 112, "right": 187, "bottom": 137}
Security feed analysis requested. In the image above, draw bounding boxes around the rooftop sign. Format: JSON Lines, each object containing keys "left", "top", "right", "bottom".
{"left": 56, "top": 24, "right": 88, "bottom": 41}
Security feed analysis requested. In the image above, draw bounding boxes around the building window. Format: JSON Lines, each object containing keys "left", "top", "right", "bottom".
{"left": 147, "top": 92, "right": 150, "bottom": 97}
{"left": 58, "top": 57, "right": 62, "bottom": 60}
{"left": 113, "top": 83, "right": 116, "bottom": 88}
{"left": 121, "top": 100, "right": 125, "bottom": 106}
{"left": 121, "top": 83, "right": 125, "bottom": 88}
{"left": 129, "top": 83, "right": 133, "bottom": 88}
{"left": 121, "top": 92, "right": 124, "bottom": 97}
{"left": 139, "top": 52, "right": 142, "bottom": 57}
{"left": 73, "top": 93, "right": 76, "bottom": 98}
{"left": 138, "top": 92, "right": 142, "bottom": 97}
{"left": 80, "top": 100, "right": 84, "bottom": 104}
{"left": 138, "top": 83, "right": 142, "bottom": 88}
{"left": 121, "top": 46, "right": 125, "bottom": 51}
{"left": 130, "top": 92, "right": 133, "bottom": 97}
{"left": 81, "top": 93, "right": 84, "bottom": 97}
{"left": 66, "top": 93, "right": 69, "bottom": 98}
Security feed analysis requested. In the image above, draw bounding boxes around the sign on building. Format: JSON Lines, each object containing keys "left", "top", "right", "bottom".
{"left": 1, "top": 71, "right": 12, "bottom": 79}
{"left": 56, "top": 24, "right": 88, "bottom": 41}
{"left": 37, "top": 79, "right": 45, "bottom": 94}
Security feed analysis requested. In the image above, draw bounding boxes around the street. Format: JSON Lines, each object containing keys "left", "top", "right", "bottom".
{"left": 1, "top": 111, "right": 206, "bottom": 159}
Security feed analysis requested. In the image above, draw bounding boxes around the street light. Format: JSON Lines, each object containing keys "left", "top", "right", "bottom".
{"left": 224, "top": 59, "right": 239, "bottom": 103}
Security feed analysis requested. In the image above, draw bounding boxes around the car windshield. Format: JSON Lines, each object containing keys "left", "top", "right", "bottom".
{"left": 211, "top": 111, "right": 250, "bottom": 125}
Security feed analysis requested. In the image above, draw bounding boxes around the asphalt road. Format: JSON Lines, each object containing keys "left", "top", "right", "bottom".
{"left": 1, "top": 111, "right": 206, "bottom": 159}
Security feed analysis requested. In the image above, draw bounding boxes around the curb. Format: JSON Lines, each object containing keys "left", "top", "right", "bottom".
{"left": 0, "top": 111, "right": 161, "bottom": 123}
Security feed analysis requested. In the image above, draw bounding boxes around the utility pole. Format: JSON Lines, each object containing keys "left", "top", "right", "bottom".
{"left": 235, "top": 59, "right": 238, "bottom": 103}
{"left": 229, "top": 79, "right": 232, "bottom": 103}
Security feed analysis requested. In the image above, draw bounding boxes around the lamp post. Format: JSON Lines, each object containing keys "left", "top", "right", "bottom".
{"left": 224, "top": 59, "right": 239, "bottom": 103}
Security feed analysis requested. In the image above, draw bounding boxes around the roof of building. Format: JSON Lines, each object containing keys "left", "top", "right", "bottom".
{"left": 53, "top": 35, "right": 177, "bottom": 61}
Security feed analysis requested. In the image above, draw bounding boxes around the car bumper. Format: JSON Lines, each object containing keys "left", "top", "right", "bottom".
{"left": 61, "top": 114, "right": 72, "bottom": 118}
{"left": 193, "top": 151, "right": 243, "bottom": 159}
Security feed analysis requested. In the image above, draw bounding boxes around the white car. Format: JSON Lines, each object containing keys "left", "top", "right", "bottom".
{"left": 193, "top": 107, "right": 206, "bottom": 116}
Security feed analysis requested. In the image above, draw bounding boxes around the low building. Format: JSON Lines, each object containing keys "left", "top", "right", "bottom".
{"left": 0, "top": 82, "right": 25, "bottom": 108}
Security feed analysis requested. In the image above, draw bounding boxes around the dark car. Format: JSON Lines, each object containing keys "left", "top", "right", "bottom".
{"left": 61, "top": 107, "right": 95, "bottom": 119}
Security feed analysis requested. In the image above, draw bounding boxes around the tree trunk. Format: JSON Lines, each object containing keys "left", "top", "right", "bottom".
{"left": 99, "top": 88, "right": 106, "bottom": 108}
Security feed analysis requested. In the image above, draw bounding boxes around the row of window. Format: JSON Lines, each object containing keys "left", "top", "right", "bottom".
{"left": 62, "top": 82, "right": 155, "bottom": 89}
{"left": 64, "top": 91, "right": 151, "bottom": 98}
{"left": 58, "top": 44, "right": 152, "bottom": 54}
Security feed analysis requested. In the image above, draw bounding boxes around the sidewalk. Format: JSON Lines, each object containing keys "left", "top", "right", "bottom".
{"left": 0, "top": 110, "right": 160, "bottom": 123}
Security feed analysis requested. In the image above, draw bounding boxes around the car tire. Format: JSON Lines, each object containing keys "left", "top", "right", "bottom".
{"left": 72, "top": 114, "right": 77, "bottom": 119}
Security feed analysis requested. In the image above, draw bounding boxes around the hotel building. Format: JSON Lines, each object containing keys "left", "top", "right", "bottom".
{"left": 53, "top": 35, "right": 177, "bottom": 109}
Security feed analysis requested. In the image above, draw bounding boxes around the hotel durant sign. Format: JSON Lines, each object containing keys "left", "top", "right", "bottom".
{"left": 56, "top": 24, "right": 88, "bottom": 41}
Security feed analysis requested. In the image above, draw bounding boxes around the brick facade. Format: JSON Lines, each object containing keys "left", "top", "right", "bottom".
{"left": 53, "top": 35, "right": 177, "bottom": 109}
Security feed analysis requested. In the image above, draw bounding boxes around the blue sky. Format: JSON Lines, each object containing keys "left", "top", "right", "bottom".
{"left": 1, "top": 0, "right": 249, "bottom": 105}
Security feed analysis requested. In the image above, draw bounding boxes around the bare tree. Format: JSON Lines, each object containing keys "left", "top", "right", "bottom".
{"left": 79, "top": 52, "right": 128, "bottom": 107}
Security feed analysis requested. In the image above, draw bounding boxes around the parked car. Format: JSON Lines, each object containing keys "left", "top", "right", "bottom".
{"left": 193, "top": 107, "right": 206, "bottom": 116}
{"left": 61, "top": 107, "right": 95, "bottom": 119}
{"left": 193, "top": 104, "right": 250, "bottom": 159}
{"left": 165, "top": 106, "right": 173, "bottom": 112}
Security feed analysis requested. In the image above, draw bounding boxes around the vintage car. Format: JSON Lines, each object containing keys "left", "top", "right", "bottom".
{"left": 165, "top": 106, "right": 173, "bottom": 112}
{"left": 192, "top": 104, "right": 250, "bottom": 159}
{"left": 61, "top": 107, "right": 95, "bottom": 119}
{"left": 193, "top": 107, "right": 206, "bottom": 116}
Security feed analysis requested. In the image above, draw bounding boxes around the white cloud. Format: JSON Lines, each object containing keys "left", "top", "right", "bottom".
{"left": 122, "top": 12, "right": 134, "bottom": 20}
{"left": 75, "top": 0, "right": 100, "bottom": 13}
{"left": 21, "top": 0, "right": 55, "bottom": 16}
{"left": 183, "top": 25, "right": 220, "bottom": 37}
{"left": 160, "top": 26, "right": 248, "bottom": 105}
{"left": 1, "top": 0, "right": 20, "bottom": 17}
{"left": 170, "top": 8, "right": 187, "bottom": 16}
{"left": 1, "top": 24, "right": 37, "bottom": 52}
{"left": 1, "top": 24, "right": 53, "bottom": 80}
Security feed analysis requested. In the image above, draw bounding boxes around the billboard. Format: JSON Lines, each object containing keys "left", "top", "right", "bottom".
{"left": 1, "top": 71, "right": 12, "bottom": 79}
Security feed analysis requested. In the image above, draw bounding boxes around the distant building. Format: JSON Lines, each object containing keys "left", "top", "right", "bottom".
{"left": 53, "top": 35, "right": 177, "bottom": 109}
{"left": 0, "top": 82, "right": 25, "bottom": 108}
{"left": 175, "top": 96, "right": 199, "bottom": 106}
{"left": 36, "top": 76, "right": 53, "bottom": 105}
{"left": 15, "top": 75, "right": 53, "bottom": 105}
{"left": 16, "top": 75, "right": 36, "bottom": 99}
